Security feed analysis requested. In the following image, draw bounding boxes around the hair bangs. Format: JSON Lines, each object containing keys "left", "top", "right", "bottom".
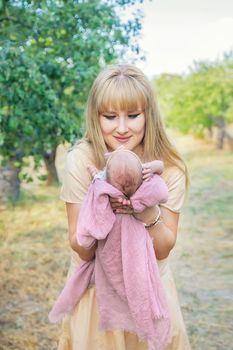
{"left": 97, "top": 76, "right": 147, "bottom": 114}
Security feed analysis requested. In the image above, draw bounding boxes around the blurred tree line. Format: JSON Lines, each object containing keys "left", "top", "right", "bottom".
{"left": 153, "top": 52, "right": 233, "bottom": 149}
{"left": 0, "top": 0, "right": 144, "bottom": 201}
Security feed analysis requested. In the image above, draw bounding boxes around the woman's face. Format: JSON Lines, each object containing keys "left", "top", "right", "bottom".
{"left": 99, "top": 108, "right": 145, "bottom": 153}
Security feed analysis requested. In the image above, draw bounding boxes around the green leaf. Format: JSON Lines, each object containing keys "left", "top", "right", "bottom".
{"left": 37, "top": 174, "right": 47, "bottom": 182}
{"left": 0, "top": 0, "right": 145, "bottom": 189}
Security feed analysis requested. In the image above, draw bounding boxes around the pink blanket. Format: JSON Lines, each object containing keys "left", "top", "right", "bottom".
{"left": 49, "top": 175, "right": 171, "bottom": 350}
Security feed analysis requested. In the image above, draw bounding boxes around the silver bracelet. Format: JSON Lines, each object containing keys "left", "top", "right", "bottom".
{"left": 143, "top": 206, "right": 162, "bottom": 229}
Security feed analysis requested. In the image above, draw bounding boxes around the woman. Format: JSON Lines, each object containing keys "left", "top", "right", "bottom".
{"left": 58, "top": 64, "right": 191, "bottom": 349}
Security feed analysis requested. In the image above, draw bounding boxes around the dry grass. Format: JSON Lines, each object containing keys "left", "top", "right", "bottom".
{"left": 0, "top": 186, "right": 69, "bottom": 350}
{"left": 0, "top": 134, "right": 232, "bottom": 350}
{"left": 170, "top": 132, "right": 233, "bottom": 349}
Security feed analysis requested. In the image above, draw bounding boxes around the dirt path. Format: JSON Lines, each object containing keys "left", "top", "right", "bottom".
{"left": 0, "top": 135, "right": 232, "bottom": 349}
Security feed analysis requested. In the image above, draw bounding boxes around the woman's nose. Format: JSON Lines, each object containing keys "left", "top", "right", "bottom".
{"left": 116, "top": 116, "right": 128, "bottom": 133}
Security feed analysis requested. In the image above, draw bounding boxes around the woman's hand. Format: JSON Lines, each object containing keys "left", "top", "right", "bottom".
{"left": 142, "top": 165, "right": 154, "bottom": 180}
{"left": 109, "top": 197, "right": 134, "bottom": 214}
{"left": 87, "top": 164, "right": 99, "bottom": 177}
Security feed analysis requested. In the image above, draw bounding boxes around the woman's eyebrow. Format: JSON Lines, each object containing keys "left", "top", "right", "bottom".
{"left": 103, "top": 110, "right": 143, "bottom": 114}
{"left": 128, "top": 108, "right": 144, "bottom": 112}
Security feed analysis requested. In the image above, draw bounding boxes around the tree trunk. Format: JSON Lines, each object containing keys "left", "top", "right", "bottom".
{"left": 0, "top": 162, "right": 21, "bottom": 203}
{"left": 207, "top": 126, "right": 213, "bottom": 138}
{"left": 43, "top": 147, "right": 59, "bottom": 186}
{"left": 217, "top": 128, "right": 225, "bottom": 149}
{"left": 215, "top": 116, "right": 226, "bottom": 150}
{"left": 225, "top": 131, "right": 233, "bottom": 152}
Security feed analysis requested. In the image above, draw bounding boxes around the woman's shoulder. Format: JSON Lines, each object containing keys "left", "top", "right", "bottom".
{"left": 61, "top": 140, "right": 94, "bottom": 203}
{"left": 162, "top": 162, "right": 185, "bottom": 179}
{"left": 161, "top": 161, "right": 186, "bottom": 191}
{"left": 66, "top": 139, "right": 95, "bottom": 165}
{"left": 160, "top": 162, "right": 187, "bottom": 213}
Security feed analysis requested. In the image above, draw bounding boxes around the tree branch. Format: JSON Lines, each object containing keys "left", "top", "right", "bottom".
{"left": 0, "top": 16, "right": 31, "bottom": 29}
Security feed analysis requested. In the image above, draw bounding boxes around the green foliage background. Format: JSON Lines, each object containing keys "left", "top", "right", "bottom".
{"left": 153, "top": 52, "right": 233, "bottom": 137}
{"left": 0, "top": 0, "right": 144, "bottom": 169}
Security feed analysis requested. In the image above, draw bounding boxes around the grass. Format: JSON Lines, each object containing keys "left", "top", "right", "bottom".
{"left": 170, "top": 133, "right": 233, "bottom": 349}
{"left": 0, "top": 134, "right": 232, "bottom": 350}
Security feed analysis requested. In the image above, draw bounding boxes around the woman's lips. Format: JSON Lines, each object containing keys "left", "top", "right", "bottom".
{"left": 114, "top": 136, "right": 131, "bottom": 143}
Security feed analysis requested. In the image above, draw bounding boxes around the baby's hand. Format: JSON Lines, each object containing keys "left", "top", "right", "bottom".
{"left": 142, "top": 164, "right": 154, "bottom": 180}
{"left": 87, "top": 165, "right": 98, "bottom": 179}
{"left": 142, "top": 160, "right": 164, "bottom": 180}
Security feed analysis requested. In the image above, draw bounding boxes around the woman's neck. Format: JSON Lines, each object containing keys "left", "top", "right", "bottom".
{"left": 133, "top": 144, "right": 144, "bottom": 160}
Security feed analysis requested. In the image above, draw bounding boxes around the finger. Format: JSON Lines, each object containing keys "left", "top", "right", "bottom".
{"left": 116, "top": 208, "right": 134, "bottom": 214}
{"left": 87, "top": 165, "right": 98, "bottom": 177}
{"left": 116, "top": 209, "right": 133, "bottom": 215}
{"left": 109, "top": 198, "right": 119, "bottom": 204}
{"left": 111, "top": 203, "right": 124, "bottom": 210}
{"left": 110, "top": 198, "right": 132, "bottom": 210}
{"left": 110, "top": 197, "right": 124, "bottom": 203}
{"left": 142, "top": 164, "right": 149, "bottom": 169}
{"left": 122, "top": 198, "right": 131, "bottom": 206}
{"left": 117, "top": 197, "right": 124, "bottom": 203}
{"left": 112, "top": 202, "right": 131, "bottom": 210}
{"left": 109, "top": 197, "right": 124, "bottom": 204}
{"left": 142, "top": 168, "right": 151, "bottom": 174}
{"left": 113, "top": 208, "right": 132, "bottom": 214}
{"left": 142, "top": 173, "right": 151, "bottom": 179}
{"left": 119, "top": 203, "right": 133, "bottom": 210}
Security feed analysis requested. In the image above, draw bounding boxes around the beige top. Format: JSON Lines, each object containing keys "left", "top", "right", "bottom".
{"left": 60, "top": 141, "right": 186, "bottom": 213}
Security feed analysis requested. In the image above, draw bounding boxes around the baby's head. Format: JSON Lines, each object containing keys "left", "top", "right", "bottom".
{"left": 106, "top": 150, "right": 142, "bottom": 197}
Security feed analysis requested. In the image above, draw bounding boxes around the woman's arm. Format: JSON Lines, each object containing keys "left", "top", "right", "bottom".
{"left": 134, "top": 206, "right": 179, "bottom": 260}
{"left": 109, "top": 199, "right": 178, "bottom": 259}
{"left": 66, "top": 203, "right": 97, "bottom": 261}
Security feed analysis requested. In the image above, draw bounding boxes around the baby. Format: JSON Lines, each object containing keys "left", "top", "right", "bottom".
{"left": 88, "top": 148, "right": 164, "bottom": 198}
{"left": 106, "top": 150, "right": 143, "bottom": 197}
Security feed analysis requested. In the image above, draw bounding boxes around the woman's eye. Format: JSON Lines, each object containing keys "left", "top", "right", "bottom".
{"left": 128, "top": 113, "right": 140, "bottom": 119}
{"left": 102, "top": 115, "right": 116, "bottom": 120}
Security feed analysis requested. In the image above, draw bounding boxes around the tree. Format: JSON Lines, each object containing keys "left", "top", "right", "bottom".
{"left": 152, "top": 73, "right": 184, "bottom": 127}
{"left": 153, "top": 52, "right": 233, "bottom": 147}
{"left": 0, "top": 0, "right": 144, "bottom": 201}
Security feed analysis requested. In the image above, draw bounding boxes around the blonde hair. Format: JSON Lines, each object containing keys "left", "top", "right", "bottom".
{"left": 80, "top": 64, "right": 188, "bottom": 186}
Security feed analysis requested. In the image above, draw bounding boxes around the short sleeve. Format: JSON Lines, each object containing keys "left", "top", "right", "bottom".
{"left": 60, "top": 143, "right": 94, "bottom": 204}
{"left": 160, "top": 165, "right": 186, "bottom": 213}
